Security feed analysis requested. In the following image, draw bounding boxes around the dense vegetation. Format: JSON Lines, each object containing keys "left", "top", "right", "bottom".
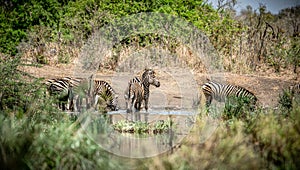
{"left": 0, "top": 0, "right": 299, "bottom": 169}
{"left": 1, "top": 0, "right": 299, "bottom": 73}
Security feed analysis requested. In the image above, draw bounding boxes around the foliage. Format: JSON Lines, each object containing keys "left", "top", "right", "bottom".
{"left": 1, "top": 0, "right": 299, "bottom": 73}
{"left": 266, "top": 35, "right": 288, "bottom": 72}
{"left": 1, "top": 1, "right": 300, "bottom": 169}
{"left": 247, "top": 106, "right": 300, "bottom": 169}
{"left": 153, "top": 119, "right": 173, "bottom": 134}
{"left": 0, "top": 113, "right": 125, "bottom": 170}
{"left": 139, "top": 104, "right": 300, "bottom": 170}
{"left": 113, "top": 119, "right": 173, "bottom": 135}
{"left": 1, "top": 0, "right": 237, "bottom": 67}
{"left": 287, "top": 37, "right": 300, "bottom": 73}
{"left": 0, "top": 55, "right": 48, "bottom": 115}
{"left": 223, "top": 96, "right": 256, "bottom": 120}
{"left": 0, "top": 0, "right": 63, "bottom": 55}
{"left": 0, "top": 57, "right": 124, "bottom": 169}
{"left": 278, "top": 88, "right": 294, "bottom": 113}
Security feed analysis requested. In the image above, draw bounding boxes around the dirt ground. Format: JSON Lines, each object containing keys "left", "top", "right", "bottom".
{"left": 21, "top": 63, "right": 298, "bottom": 109}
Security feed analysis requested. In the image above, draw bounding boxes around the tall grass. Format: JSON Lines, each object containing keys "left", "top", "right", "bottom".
{"left": 0, "top": 56, "right": 125, "bottom": 169}
{"left": 1, "top": 55, "right": 299, "bottom": 169}
{"left": 137, "top": 96, "right": 300, "bottom": 169}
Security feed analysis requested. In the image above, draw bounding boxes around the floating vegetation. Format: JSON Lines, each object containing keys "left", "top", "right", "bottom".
{"left": 112, "top": 119, "right": 174, "bottom": 135}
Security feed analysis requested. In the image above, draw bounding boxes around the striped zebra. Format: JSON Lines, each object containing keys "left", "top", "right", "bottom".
{"left": 201, "top": 81, "right": 257, "bottom": 107}
{"left": 290, "top": 83, "right": 300, "bottom": 95}
{"left": 289, "top": 83, "right": 300, "bottom": 101}
{"left": 45, "top": 76, "right": 118, "bottom": 112}
{"left": 124, "top": 69, "right": 160, "bottom": 116}
{"left": 92, "top": 80, "right": 119, "bottom": 111}
{"left": 45, "top": 76, "right": 91, "bottom": 111}
{"left": 126, "top": 82, "right": 144, "bottom": 121}
{"left": 45, "top": 77, "right": 74, "bottom": 111}
{"left": 69, "top": 75, "right": 95, "bottom": 112}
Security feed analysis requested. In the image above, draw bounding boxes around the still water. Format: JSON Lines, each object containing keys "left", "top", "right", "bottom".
{"left": 81, "top": 109, "right": 197, "bottom": 158}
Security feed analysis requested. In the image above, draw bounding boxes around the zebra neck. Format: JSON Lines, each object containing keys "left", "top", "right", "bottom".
{"left": 142, "top": 81, "right": 150, "bottom": 89}
{"left": 142, "top": 83, "right": 150, "bottom": 96}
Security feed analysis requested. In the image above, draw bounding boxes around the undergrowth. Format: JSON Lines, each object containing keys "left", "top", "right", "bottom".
{"left": 1, "top": 55, "right": 299, "bottom": 169}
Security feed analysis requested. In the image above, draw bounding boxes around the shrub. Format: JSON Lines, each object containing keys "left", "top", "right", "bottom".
{"left": 278, "top": 88, "right": 293, "bottom": 114}
{"left": 223, "top": 96, "right": 256, "bottom": 120}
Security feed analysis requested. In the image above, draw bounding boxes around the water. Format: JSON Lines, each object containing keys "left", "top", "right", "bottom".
{"left": 82, "top": 108, "right": 198, "bottom": 158}
{"left": 108, "top": 109, "right": 197, "bottom": 116}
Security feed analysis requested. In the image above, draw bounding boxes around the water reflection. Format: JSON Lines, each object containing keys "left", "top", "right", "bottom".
{"left": 82, "top": 109, "right": 196, "bottom": 158}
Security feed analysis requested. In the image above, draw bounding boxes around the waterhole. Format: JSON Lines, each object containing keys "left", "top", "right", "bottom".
{"left": 81, "top": 108, "right": 197, "bottom": 158}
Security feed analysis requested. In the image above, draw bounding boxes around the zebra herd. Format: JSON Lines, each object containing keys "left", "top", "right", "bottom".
{"left": 44, "top": 69, "right": 160, "bottom": 117}
{"left": 45, "top": 68, "right": 299, "bottom": 120}
{"left": 124, "top": 69, "right": 160, "bottom": 121}
{"left": 45, "top": 75, "right": 118, "bottom": 112}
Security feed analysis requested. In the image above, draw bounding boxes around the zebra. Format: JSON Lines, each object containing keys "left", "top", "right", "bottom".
{"left": 92, "top": 80, "right": 119, "bottom": 111}
{"left": 45, "top": 76, "right": 118, "bottom": 112}
{"left": 45, "top": 76, "right": 93, "bottom": 111}
{"left": 124, "top": 69, "right": 160, "bottom": 121}
{"left": 289, "top": 83, "right": 300, "bottom": 102}
{"left": 69, "top": 76, "right": 94, "bottom": 112}
{"left": 126, "top": 82, "right": 144, "bottom": 121}
{"left": 290, "top": 83, "right": 300, "bottom": 95}
{"left": 45, "top": 77, "right": 73, "bottom": 111}
{"left": 201, "top": 81, "right": 257, "bottom": 108}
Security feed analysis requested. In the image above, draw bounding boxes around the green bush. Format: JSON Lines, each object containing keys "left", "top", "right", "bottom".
{"left": 248, "top": 109, "right": 300, "bottom": 169}
{"left": 223, "top": 96, "right": 256, "bottom": 120}
{"left": 0, "top": 56, "right": 125, "bottom": 169}
{"left": 278, "top": 89, "right": 293, "bottom": 113}
{"left": 0, "top": 55, "right": 46, "bottom": 115}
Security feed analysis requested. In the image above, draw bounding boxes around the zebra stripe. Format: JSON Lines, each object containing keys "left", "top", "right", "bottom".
{"left": 202, "top": 81, "right": 257, "bottom": 107}
{"left": 46, "top": 77, "right": 72, "bottom": 91}
{"left": 141, "top": 69, "right": 160, "bottom": 111}
{"left": 46, "top": 76, "right": 119, "bottom": 112}
{"left": 289, "top": 83, "right": 300, "bottom": 102}
{"left": 93, "top": 80, "right": 119, "bottom": 111}
{"left": 45, "top": 77, "right": 74, "bottom": 111}
{"left": 124, "top": 69, "right": 160, "bottom": 114}
{"left": 290, "top": 83, "right": 300, "bottom": 95}
{"left": 69, "top": 76, "right": 94, "bottom": 112}
{"left": 127, "top": 82, "right": 144, "bottom": 121}
{"left": 45, "top": 76, "right": 92, "bottom": 111}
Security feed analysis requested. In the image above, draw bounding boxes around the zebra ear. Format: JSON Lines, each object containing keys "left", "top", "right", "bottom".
{"left": 88, "top": 74, "right": 94, "bottom": 80}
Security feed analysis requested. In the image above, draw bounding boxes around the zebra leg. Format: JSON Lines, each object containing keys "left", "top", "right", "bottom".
{"left": 73, "top": 94, "right": 80, "bottom": 112}
{"left": 204, "top": 94, "right": 212, "bottom": 107}
{"left": 134, "top": 101, "right": 141, "bottom": 121}
{"left": 62, "top": 102, "right": 66, "bottom": 111}
{"left": 128, "top": 97, "right": 135, "bottom": 122}
{"left": 58, "top": 102, "right": 64, "bottom": 111}
{"left": 144, "top": 98, "right": 149, "bottom": 122}
{"left": 68, "top": 99, "right": 74, "bottom": 111}
{"left": 66, "top": 98, "right": 71, "bottom": 111}
{"left": 126, "top": 100, "right": 131, "bottom": 113}
{"left": 124, "top": 95, "right": 131, "bottom": 120}
{"left": 125, "top": 99, "right": 129, "bottom": 120}
{"left": 94, "top": 95, "right": 100, "bottom": 111}
{"left": 144, "top": 97, "right": 149, "bottom": 111}
{"left": 67, "top": 87, "right": 74, "bottom": 111}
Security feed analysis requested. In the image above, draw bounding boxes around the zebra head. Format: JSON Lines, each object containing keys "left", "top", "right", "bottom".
{"left": 108, "top": 94, "right": 119, "bottom": 111}
{"left": 142, "top": 69, "right": 160, "bottom": 87}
